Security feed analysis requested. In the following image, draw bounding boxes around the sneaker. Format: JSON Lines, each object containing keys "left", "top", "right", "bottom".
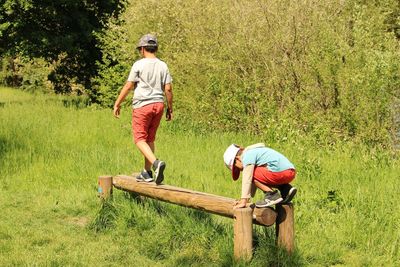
{"left": 255, "top": 191, "right": 283, "bottom": 208}
{"left": 152, "top": 160, "right": 166, "bottom": 185}
{"left": 278, "top": 184, "right": 297, "bottom": 204}
{"left": 136, "top": 169, "right": 154, "bottom": 182}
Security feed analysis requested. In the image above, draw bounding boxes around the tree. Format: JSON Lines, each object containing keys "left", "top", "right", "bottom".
{"left": 0, "top": 0, "right": 126, "bottom": 95}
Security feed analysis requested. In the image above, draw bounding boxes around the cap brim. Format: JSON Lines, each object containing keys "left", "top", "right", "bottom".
{"left": 136, "top": 43, "right": 158, "bottom": 48}
{"left": 232, "top": 166, "right": 240, "bottom": 181}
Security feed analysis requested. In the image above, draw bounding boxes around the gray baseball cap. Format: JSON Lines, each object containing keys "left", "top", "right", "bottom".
{"left": 137, "top": 34, "right": 158, "bottom": 48}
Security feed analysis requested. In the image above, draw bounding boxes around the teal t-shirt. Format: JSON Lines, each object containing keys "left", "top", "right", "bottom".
{"left": 241, "top": 147, "right": 295, "bottom": 172}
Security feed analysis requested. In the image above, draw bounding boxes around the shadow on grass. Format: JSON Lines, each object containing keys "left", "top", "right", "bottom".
{"left": 118, "top": 194, "right": 231, "bottom": 262}
{"left": 251, "top": 226, "right": 304, "bottom": 266}
{"left": 131, "top": 194, "right": 226, "bottom": 234}
{"left": 0, "top": 101, "right": 26, "bottom": 107}
{"left": 61, "top": 97, "right": 90, "bottom": 109}
{"left": 0, "top": 137, "right": 6, "bottom": 167}
{"left": 267, "top": 247, "right": 304, "bottom": 267}
{"left": 93, "top": 192, "right": 304, "bottom": 266}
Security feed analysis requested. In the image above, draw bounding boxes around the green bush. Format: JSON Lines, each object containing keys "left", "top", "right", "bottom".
{"left": 0, "top": 57, "right": 22, "bottom": 87}
{"left": 0, "top": 56, "right": 53, "bottom": 93}
{"left": 93, "top": 0, "right": 399, "bottom": 147}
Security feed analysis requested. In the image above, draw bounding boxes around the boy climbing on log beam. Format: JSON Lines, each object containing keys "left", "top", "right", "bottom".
{"left": 113, "top": 34, "right": 173, "bottom": 185}
{"left": 223, "top": 143, "right": 297, "bottom": 208}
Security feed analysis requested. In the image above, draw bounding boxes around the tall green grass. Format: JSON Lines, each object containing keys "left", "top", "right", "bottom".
{"left": 0, "top": 87, "right": 399, "bottom": 266}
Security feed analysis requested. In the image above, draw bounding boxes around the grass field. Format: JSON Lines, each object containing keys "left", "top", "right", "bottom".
{"left": 0, "top": 87, "right": 399, "bottom": 266}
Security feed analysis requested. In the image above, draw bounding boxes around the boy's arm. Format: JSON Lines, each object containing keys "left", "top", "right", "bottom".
{"left": 113, "top": 81, "right": 135, "bottom": 118}
{"left": 235, "top": 164, "right": 255, "bottom": 208}
{"left": 164, "top": 83, "right": 173, "bottom": 121}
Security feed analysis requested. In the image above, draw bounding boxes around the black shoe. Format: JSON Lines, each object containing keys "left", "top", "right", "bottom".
{"left": 278, "top": 184, "right": 297, "bottom": 204}
{"left": 135, "top": 169, "right": 153, "bottom": 182}
{"left": 152, "top": 160, "right": 166, "bottom": 185}
{"left": 255, "top": 191, "right": 283, "bottom": 208}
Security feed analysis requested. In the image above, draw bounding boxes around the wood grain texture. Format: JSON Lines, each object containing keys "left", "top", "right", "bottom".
{"left": 276, "top": 203, "right": 295, "bottom": 253}
{"left": 98, "top": 175, "right": 113, "bottom": 199}
{"left": 234, "top": 207, "right": 253, "bottom": 261}
{"left": 113, "top": 175, "right": 277, "bottom": 226}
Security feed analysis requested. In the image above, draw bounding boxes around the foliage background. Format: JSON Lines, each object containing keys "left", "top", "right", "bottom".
{"left": 93, "top": 0, "right": 400, "bottom": 147}
{"left": 0, "top": 0, "right": 126, "bottom": 94}
{"left": 1, "top": 0, "right": 399, "bottom": 147}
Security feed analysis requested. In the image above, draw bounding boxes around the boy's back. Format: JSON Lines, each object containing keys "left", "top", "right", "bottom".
{"left": 128, "top": 57, "right": 172, "bottom": 109}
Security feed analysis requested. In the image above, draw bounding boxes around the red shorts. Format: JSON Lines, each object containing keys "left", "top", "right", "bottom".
{"left": 253, "top": 166, "right": 296, "bottom": 186}
{"left": 132, "top": 102, "right": 164, "bottom": 143}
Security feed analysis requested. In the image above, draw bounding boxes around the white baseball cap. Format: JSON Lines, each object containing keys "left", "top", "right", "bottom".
{"left": 223, "top": 144, "right": 241, "bottom": 180}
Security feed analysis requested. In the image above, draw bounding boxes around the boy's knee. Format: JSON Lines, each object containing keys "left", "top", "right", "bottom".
{"left": 135, "top": 138, "right": 147, "bottom": 145}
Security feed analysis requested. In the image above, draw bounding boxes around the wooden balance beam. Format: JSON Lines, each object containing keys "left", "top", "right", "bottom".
{"left": 98, "top": 175, "right": 294, "bottom": 261}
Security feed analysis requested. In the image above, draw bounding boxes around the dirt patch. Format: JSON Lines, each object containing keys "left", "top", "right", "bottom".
{"left": 65, "top": 216, "right": 90, "bottom": 227}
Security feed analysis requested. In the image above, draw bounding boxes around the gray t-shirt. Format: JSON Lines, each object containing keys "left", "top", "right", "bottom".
{"left": 127, "top": 58, "right": 172, "bottom": 109}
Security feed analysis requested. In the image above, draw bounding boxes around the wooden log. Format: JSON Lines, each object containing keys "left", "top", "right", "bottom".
{"left": 112, "top": 175, "right": 277, "bottom": 226}
{"left": 275, "top": 203, "right": 295, "bottom": 253}
{"left": 98, "top": 176, "right": 113, "bottom": 199}
{"left": 234, "top": 207, "right": 253, "bottom": 261}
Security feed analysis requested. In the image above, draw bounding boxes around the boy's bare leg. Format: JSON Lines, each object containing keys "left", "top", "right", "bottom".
{"left": 254, "top": 180, "right": 273, "bottom": 192}
{"left": 136, "top": 141, "right": 156, "bottom": 170}
{"left": 144, "top": 142, "right": 155, "bottom": 171}
{"left": 136, "top": 140, "right": 165, "bottom": 185}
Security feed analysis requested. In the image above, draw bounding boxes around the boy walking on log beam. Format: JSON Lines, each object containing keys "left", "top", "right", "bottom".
{"left": 224, "top": 143, "right": 297, "bottom": 208}
{"left": 113, "top": 34, "right": 173, "bottom": 185}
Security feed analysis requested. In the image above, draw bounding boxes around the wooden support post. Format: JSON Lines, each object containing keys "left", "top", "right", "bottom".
{"left": 234, "top": 207, "right": 253, "bottom": 261}
{"left": 98, "top": 176, "right": 113, "bottom": 199}
{"left": 275, "top": 203, "right": 294, "bottom": 253}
